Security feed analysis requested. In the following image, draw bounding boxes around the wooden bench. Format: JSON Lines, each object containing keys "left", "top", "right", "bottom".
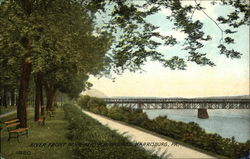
{"left": 4, "top": 119, "right": 28, "bottom": 142}
{"left": 37, "top": 116, "right": 46, "bottom": 126}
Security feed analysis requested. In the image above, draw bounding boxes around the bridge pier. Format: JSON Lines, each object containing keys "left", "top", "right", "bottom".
{"left": 137, "top": 103, "right": 143, "bottom": 109}
{"left": 198, "top": 108, "right": 209, "bottom": 119}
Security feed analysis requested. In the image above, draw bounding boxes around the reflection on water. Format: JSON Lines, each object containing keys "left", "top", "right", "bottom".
{"left": 144, "top": 109, "right": 250, "bottom": 143}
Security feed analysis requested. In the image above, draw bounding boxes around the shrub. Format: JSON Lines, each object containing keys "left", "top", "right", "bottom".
{"left": 77, "top": 95, "right": 91, "bottom": 109}
{"left": 64, "top": 104, "right": 162, "bottom": 159}
{"left": 128, "top": 112, "right": 150, "bottom": 126}
{"left": 77, "top": 95, "right": 106, "bottom": 111}
{"left": 107, "top": 106, "right": 127, "bottom": 121}
{"left": 88, "top": 97, "right": 106, "bottom": 107}
{"left": 90, "top": 105, "right": 108, "bottom": 115}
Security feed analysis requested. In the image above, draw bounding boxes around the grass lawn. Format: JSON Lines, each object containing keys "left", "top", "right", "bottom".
{"left": 0, "top": 106, "right": 17, "bottom": 115}
{"left": 0, "top": 108, "right": 73, "bottom": 159}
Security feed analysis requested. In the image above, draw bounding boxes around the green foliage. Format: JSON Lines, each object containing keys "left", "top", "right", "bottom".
{"left": 56, "top": 74, "right": 91, "bottom": 99}
{"left": 0, "top": 0, "right": 249, "bottom": 78}
{"left": 77, "top": 95, "right": 108, "bottom": 115}
{"left": 63, "top": 103, "right": 161, "bottom": 159}
{"left": 107, "top": 106, "right": 149, "bottom": 125}
{"left": 1, "top": 0, "right": 249, "bottom": 103}
{"left": 90, "top": 105, "right": 108, "bottom": 116}
{"left": 77, "top": 95, "right": 91, "bottom": 109}
{"left": 88, "top": 105, "right": 250, "bottom": 159}
{"left": 88, "top": 97, "right": 106, "bottom": 107}
{"left": 107, "top": 106, "right": 128, "bottom": 121}
{"left": 218, "top": 44, "right": 241, "bottom": 59}
{"left": 0, "top": 0, "right": 113, "bottom": 101}
{"left": 102, "top": 0, "right": 249, "bottom": 72}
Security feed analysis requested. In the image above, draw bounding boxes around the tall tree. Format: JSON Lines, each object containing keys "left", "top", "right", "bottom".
{"left": 1, "top": 0, "right": 249, "bottom": 127}
{"left": 0, "top": 0, "right": 112, "bottom": 126}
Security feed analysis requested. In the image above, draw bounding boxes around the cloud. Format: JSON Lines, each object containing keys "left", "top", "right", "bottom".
{"left": 160, "top": 7, "right": 171, "bottom": 16}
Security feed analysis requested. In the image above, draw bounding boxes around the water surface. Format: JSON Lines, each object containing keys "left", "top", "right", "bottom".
{"left": 144, "top": 109, "right": 250, "bottom": 142}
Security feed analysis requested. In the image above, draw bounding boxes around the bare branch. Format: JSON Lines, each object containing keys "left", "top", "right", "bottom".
{"left": 194, "top": 0, "right": 224, "bottom": 43}
{"left": 190, "top": 0, "right": 202, "bottom": 20}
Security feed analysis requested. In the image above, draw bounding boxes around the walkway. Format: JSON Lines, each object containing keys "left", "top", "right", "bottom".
{"left": 0, "top": 111, "right": 16, "bottom": 118}
{"left": 0, "top": 108, "right": 33, "bottom": 119}
{"left": 82, "top": 110, "right": 216, "bottom": 159}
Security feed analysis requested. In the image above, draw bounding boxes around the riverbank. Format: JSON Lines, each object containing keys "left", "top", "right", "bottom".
{"left": 144, "top": 109, "right": 250, "bottom": 142}
{"left": 77, "top": 95, "right": 250, "bottom": 158}
{"left": 82, "top": 109, "right": 217, "bottom": 159}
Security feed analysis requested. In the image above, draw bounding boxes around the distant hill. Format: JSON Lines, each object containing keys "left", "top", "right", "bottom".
{"left": 110, "top": 96, "right": 163, "bottom": 99}
{"left": 80, "top": 92, "right": 250, "bottom": 99}
{"left": 82, "top": 89, "right": 108, "bottom": 98}
{"left": 109, "top": 95, "right": 250, "bottom": 99}
{"left": 197, "top": 95, "right": 250, "bottom": 99}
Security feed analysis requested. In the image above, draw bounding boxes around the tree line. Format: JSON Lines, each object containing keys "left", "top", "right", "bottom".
{"left": 0, "top": 0, "right": 249, "bottom": 127}
{"left": 0, "top": 0, "right": 111, "bottom": 126}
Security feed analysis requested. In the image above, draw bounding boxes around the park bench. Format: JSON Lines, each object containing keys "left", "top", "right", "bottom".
{"left": 4, "top": 119, "right": 28, "bottom": 142}
{"left": 37, "top": 116, "right": 46, "bottom": 126}
{"left": 0, "top": 123, "right": 3, "bottom": 132}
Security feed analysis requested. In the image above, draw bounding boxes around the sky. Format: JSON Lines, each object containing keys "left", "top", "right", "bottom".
{"left": 87, "top": 1, "right": 249, "bottom": 98}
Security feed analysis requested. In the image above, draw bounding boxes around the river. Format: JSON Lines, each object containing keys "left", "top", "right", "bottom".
{"left": 144, "top": 109, "right": 250, "bottom": 143}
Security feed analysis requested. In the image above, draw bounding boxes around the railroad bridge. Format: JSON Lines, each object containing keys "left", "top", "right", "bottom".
{"left": 103, "top": 97, "right": 250, "bottom": 119}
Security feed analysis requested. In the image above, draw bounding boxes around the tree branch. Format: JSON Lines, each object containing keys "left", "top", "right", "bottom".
{"left": 190, "top": 0, "right": 202, "bottom": 20}
{"left": 194, "top": 0, "right": 224, "bottom": 43}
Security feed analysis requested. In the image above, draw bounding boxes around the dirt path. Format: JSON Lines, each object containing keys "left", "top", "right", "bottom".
{"left": 0, "top": 111, "right": 16, "bottom": 118}
{"left": 82, "top": 110, "right": 216, "bottom": 159}
{"left": 0, "top": 108, "right": 33, "bottom": 119}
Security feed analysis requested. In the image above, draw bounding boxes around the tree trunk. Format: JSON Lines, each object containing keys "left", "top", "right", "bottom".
{"left": 11, "top": 88, "right": 15, "bottom": 106}
{"left": 3, "top": 85, "right": 7, "bottom": 107}
{"left": 45, "top": 82, "right": 56, "bottom": 111}
{"left": 40, "top": 78, "right": 45, "bottom": 116}
{"left": 46, "top": 89, "right": 56, "bottom": 111}
{"left": 0, "top": 86, "right": 2, "bottom": 106}
{"left": 0, "top": 85, "right": 2, "bottom": 106}
{"left": 16, "top": 96, "right": 18, "bottom": 106}
{"left": 34, "top": 73, "right": 42, "bottom": 121}
{"left": 17, "top": 58, "right": 32, "bottom": 128}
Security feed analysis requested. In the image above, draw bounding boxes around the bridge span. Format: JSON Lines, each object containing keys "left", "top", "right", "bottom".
{"left": 103, "top": 98, "right": 250, "bottom": 109}
{"left": 103, "top": 97, "right": 250, "bottom": 119}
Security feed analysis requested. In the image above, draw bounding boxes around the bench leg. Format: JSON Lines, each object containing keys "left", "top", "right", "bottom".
{"left": 26, "top": 131, "right": 29, "bottom": 137}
